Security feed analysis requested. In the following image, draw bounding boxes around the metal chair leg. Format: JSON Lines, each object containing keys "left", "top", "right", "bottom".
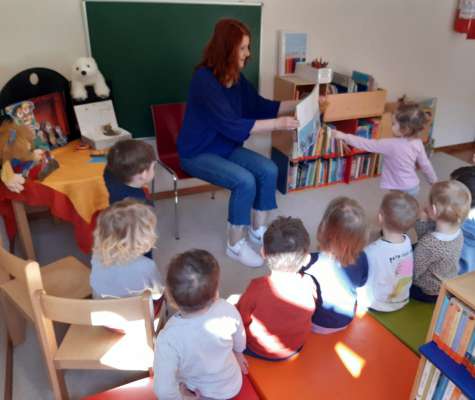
{"left": 173, "top": 176, "right": 179, "bottom": 240}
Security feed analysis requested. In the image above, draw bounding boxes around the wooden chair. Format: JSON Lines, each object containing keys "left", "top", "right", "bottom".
{"left": 0, "top": 246, "right": 91, "bottom": 347}
{"left": 31, "top": 290, "right": 156, "bottom": 400}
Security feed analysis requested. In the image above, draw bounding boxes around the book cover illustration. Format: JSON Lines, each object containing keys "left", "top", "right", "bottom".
{"left": 295, "top": 84, "right": 319, "bottom": 157}
{"left": 278, "top": 31, "right": 307, "bottom": 75}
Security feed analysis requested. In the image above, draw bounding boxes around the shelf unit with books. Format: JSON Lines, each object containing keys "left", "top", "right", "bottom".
{"left": 272, "top": 75, "right": 388, "bottom": 194}
{"left": 410, "top": 271, "right": 475, "bottom": 400}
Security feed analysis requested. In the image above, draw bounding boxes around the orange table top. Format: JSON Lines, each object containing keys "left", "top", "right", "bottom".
{"left": 246, "top": 314, "right": 419, "bottom": 400}
{"left": 43, "top": 140, "right": 109, "bottom": 223}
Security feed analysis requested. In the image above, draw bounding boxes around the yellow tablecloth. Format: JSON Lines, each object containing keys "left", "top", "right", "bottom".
{"left": 42, "top": 140, "right": 109, "bottom": 223}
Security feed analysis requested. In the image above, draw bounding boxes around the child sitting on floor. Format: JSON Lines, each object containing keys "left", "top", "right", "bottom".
{"left": 302, "top": 197, "right": 369, "bottom": 334}
{"left": 154, "top": 249, "right": 247, "bottom": 400}
{"left": 104, "top": 139, "right": 156, "bottom": 205}
{"left": 411, "top": 180, "right": 472, "bottom": 302}
{"left": 332, "top": 98, "right": 437, "bottom": 197}
{"left": 365, "top": 191, "right": 419, "bottom": 311}
{"left": 236, "top": 216, "right": 317, "bottom": 361}
{"left": 90, "top": 199, "right": 163, "bottom": 300}
{"left": 450, "top": 166, "right": 475, "bottom": 274}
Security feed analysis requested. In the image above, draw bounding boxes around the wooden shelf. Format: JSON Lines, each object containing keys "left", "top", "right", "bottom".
{"left": 323, "top": 90, "right": 387, "bottom": 122}
{"left": 445, "top": 272, "right": 475, "bottom": 309}
{"left": 419, "top": 342, "right": 475, "bottom": 399}
{"left": 272, "top": 74, "right": 385, "bottom": 194}
{"left": 410, "top": 271, "right": 475, "bottom": 399}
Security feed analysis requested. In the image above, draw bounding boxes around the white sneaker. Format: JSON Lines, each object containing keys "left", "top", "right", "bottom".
{"left": 249, "top": 225, "right": 267, "bottom": 246}
{"left": 226, "top": 238, "right": 263, "bottom": 268}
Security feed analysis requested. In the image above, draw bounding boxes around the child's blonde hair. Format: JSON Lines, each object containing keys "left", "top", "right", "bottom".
{"left": 317, "top": 197, "right": 368, "bottom": 266}
{"left": 430, "top": 180, "right": 472, "bottom": 225}
{"left": 394, "top": 97, "right": 430, "bottom": 138}
{"left": 381, "top": 191, "right": 419, "bottom": 233}
{"left": 93, "top": 198, "right": 157, "bottom": 266}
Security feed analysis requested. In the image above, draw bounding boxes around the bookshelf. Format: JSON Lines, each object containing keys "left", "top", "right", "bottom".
{"left": 272, "top": 75, "right": 389, "bottom": 194}
{"left": 410, "top": 272, "right": 475, "bottom": 399}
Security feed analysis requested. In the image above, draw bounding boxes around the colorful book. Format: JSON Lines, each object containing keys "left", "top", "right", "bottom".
{"left": 425, "top": 367, "right": 441, "bottom": 400}
{"left": 416, "top": 361, "right": 434, "bottom": 399}
{"left": 441, "top": 380, "right": 455, "bottom": 400}
{"left": 433, "top": 374, "right": 449, "bottom": 400}
{"left": 434, "top": 295, "right": 451, "bottom": 339}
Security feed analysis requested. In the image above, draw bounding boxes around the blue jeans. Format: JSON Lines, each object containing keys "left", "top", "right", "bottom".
{"left": 180, "top": 147, "right": 278, "bottom": 226}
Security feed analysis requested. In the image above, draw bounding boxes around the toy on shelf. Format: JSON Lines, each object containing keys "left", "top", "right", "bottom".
{"left": 70, "top": 57, "right": 110, "bottom": 101}
{"left": 0, "top": 118, "right": 59, "bottom": 192}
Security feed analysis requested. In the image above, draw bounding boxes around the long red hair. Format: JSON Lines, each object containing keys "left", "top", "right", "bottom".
{"left": 197, "top": 19, "right": 251, "bottom": 86}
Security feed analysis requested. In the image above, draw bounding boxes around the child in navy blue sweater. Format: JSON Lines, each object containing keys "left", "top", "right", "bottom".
{"left": 302, "top": 197, "right": 369, "bottom": 334}
{"left": 104, "top": 139, "right": 156, "bottom": 205}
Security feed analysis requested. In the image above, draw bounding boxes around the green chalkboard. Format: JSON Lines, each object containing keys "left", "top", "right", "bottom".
{"left": 84, "top": 1, "right": 262, "bottom": 138}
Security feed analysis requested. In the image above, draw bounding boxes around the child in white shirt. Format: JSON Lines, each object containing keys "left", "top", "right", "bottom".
{"left": 154, "top": 249, "right": 247, "bottom": 400}
{"left": 365, "top": 191, "right": 419, "bottom": 311}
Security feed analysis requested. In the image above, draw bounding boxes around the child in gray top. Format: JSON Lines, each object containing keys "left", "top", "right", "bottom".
{"left": 411, "top": 181, "right": 472, "bottom": 302}
{"left": 90, "top": 199, "right": 163, "bottom": 299}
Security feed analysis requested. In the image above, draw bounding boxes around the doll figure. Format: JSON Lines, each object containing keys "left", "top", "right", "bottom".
{"left": 41, "top": 121, "right": 57, "bottom": 148}
{"left": 54, "top": 125, "right": 68, "bottom": 146}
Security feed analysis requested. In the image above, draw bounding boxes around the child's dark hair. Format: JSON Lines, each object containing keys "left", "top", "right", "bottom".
{"left": 166, "top": 249, "right": 220, "bottom": 313}
{"left": 381, "top": 191, "right": 419, "bottom": 233}
{"left": 106, "top": 139, "right": 155, "bottom": 184}
{"left": 317, "top": 197, "right": 368, "bottom": 266}
{"left": 394, "top": 97, "right": 430, "bottom": 137}
{"left": 451, "top": 166, "right": 475, "bottom": 208}
{"left": 263, "top": 216, "right": 310, "bottom": 272}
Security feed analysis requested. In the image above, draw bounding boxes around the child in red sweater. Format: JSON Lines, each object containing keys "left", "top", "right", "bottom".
{"left": 236, "top": 216, "right": 318, "bottom": 361}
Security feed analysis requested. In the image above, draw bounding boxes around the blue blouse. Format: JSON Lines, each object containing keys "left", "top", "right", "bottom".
{"left": 301, "top": 251, "right": 369, "bottom": 329}
{"left": 177, "top": 67, "right": 280, "bottom": 159}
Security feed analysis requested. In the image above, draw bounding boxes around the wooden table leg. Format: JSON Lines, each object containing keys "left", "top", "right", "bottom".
{"left": 11, "top": 201, "right": 36, "bottom": 261}
{"left": 3, "top": 335, "right": 13, "bottom": 400}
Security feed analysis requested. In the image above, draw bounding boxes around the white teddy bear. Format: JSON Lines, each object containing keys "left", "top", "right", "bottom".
{"left": 71, "top": 57, "right": 110, "bottom": 101}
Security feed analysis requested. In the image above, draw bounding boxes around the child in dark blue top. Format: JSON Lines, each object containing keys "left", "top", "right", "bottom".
{"left": 302, "top": 197, "right": 369, "bottom": 334}
{"left": 178, "top": 19, "right": 300, "bottom": 268}
{"left": 104, "top": 139, "right": 156, "bottom": 206}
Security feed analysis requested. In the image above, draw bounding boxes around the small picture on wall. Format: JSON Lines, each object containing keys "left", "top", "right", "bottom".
{"left": 4, "top": 92, "right": 69, "bottom": 151}
{"left": 278, "top": 31, "right": 308, "bottom": 75}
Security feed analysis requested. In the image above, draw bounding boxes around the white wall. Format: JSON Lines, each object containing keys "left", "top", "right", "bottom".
{"left": 258, "top": 0, "right": 475, "bottom": 149}
{"left": 1, "top": 0, "right": 474, "bottom": 189}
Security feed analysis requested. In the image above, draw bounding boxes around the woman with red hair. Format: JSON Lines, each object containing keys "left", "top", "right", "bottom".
{"left": 178, "top": 19, "right": 299, "bottom": 267}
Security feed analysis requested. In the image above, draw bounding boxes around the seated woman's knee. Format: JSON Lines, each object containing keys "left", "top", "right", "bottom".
{"left": 235, "top": 170, "right": 256, "bottom": 193}
{"left": 261, "top": 159, "right": 278, "bottom": 181}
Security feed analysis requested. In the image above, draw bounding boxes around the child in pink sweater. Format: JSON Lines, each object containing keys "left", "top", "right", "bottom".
{"left": 332, "top": 99, "right": 437, "bottom": 196}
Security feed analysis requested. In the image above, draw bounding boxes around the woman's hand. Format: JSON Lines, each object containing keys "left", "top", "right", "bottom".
{"left": 274, "top": 116, "right": 299, "bottom": 131}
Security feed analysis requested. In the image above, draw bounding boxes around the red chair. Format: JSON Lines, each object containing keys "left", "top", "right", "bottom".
{"left": 151, "top": 103, "right": 187, "bottom": 240}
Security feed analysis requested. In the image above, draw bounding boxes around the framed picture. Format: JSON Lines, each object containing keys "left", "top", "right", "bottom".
{"left": 278, "top": 31, "right": 308, "bottom": 75}
{"left": 4, "top": 92, "right": 70, "bottom": 149}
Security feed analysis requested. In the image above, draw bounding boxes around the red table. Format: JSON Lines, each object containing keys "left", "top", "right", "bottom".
{"left": 0, "top": 141, "right": 109, "bottom": 259}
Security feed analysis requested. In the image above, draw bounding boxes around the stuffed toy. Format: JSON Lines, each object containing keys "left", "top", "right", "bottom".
{"left": 0, "top": 118, "right": 59, "bottom": 192}
{"left": 71, "top": 57, "right": 110, "bottom": 101}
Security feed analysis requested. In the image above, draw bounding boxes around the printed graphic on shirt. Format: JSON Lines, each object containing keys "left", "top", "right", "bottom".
{"left": 388, "top": 257, "right": 413, "bottom": 300}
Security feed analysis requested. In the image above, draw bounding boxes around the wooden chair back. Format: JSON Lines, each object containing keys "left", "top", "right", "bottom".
{"left": 36, "top": 291, "right": 155, "bottom": 347}
{"left": 0, "top": 245, "right": 42, "bottom": 289}
{"left": 0, "top": 245, "right": 43, "bottom": 324}
{"left": 31, "top": 290, "right": 156, "bottom": 399}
